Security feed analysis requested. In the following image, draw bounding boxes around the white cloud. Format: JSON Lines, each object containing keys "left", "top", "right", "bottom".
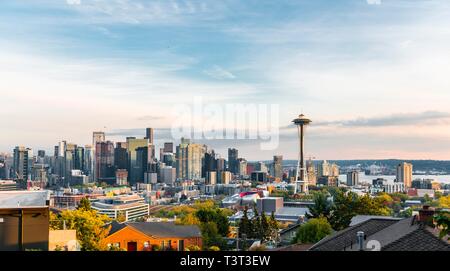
{"left": 367, "top": 0, "right": 381, "bottom": 5}
{"left": 66, "top": 0, "right": 81, "bottom": 5}
{"left": 203, "top": 65, "right": 236, "bottom": 80}
{"left": 0, "top": 48, "right": 259, "bottom": 152}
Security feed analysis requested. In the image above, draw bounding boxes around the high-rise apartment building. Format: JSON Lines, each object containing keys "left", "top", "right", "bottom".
{"left": 237, "top": 158, "right": 248, "bottom": 177}
{"left": 272, "top": 155, "right": 283, "bottom": 179}
{"left": 228, "top": 148, "right": 239, "bottom": 175}
{"left": 176, "top": 141, "right": 205, "bottom": 180}
{"left": 306, "top": 160, "right": 317, "bottom": 186}
{"left": 396, "top": 162, "right": 413, "bottom": 188}
{"left": 346, "top": 170, "right": 359, "bottom": 187}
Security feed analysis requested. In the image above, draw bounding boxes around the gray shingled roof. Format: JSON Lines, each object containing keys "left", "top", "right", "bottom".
{"left": 382, "top": 227, "right": 450, "bottom": 251}
{"left": 127, "top": 222, "right": 202, "bottom": 238}
{"left": 310, "top": 216, "right": 450, "bottom": 251}
{"left": 0, "top": 190, "right": 50, "bottom": 208}
{"left": 309, "top": 218, "right": 400, "bottom": 251}
{"left": 346, "top": 216, "right": 419, "bottom": 251}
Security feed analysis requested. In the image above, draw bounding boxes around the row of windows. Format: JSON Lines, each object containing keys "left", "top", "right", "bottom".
{"left": 107, "top": 240, "right": 185, "bottom": 251}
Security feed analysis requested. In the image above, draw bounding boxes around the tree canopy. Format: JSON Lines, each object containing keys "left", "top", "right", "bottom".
{"left": 293, "top": 217, "right": 332, "bottom": 244}
{"left": 50, "top": 208, "right": 111, "bottom": 251}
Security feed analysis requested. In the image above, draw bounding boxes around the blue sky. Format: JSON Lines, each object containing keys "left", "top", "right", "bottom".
{"left": 1, "top": 0, "right": 450, "bottom": 160}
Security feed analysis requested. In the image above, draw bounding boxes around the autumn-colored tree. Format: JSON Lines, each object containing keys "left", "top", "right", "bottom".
{"left": 50, "top": 209, "right": 111, "bottom": 251}
{"left": 438, "top": 195, "right": 450, "bottom": 208}
{"left": 116, "top": 211, "right": 126, "bottom": 223}
{"left": 179, "top": 212, "right": 200, "bottom": 225}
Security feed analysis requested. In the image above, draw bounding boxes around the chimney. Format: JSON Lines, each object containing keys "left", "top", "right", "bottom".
{"left": 418, "top": 205, "right": 435, "bottom": 226}
{"left": 357, "top": 231, "right": 365, "bottom": 251}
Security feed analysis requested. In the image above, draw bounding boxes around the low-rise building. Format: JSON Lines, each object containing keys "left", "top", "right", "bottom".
{"left": 103, "top": 221, "right": 202, "bottom": 251}
{"left": 0, "top": 180, "right": 20, "bottom": 191}
{"left": 91, "top": 194, "right": 149, "bottom": 222}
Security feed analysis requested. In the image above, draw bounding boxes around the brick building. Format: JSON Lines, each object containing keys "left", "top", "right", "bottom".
{"left": 103, "top": 221, "right": 202, "bottom": 251}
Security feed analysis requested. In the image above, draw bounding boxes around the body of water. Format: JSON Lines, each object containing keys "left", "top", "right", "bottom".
{"left": 338, "top": 174, "right": 450, "bottom": 185}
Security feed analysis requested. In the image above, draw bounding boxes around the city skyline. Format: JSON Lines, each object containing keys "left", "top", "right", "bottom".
{"left": 2, "top": 0, "right": 450, "bottom": 160}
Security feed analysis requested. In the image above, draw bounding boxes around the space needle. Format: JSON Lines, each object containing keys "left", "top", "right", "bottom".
{"left": 292, "top": 114, "right": 312, "bottom": 194}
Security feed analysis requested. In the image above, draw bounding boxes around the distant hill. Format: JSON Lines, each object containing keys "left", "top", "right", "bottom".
{"left": 251, "top": 159, "right": 450, "bottom": 173}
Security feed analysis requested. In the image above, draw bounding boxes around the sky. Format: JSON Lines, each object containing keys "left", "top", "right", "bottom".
{"left": 1, "top": 0, "right": 450, "bottom": 160}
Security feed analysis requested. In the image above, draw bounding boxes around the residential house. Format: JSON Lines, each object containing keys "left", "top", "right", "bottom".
{"left": 103, "top": 221, "right": 202, "bottom": 251}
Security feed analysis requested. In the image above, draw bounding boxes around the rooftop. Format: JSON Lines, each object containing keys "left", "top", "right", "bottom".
{"left": 108, "top": 221, "right": 201, "bottom": 238}
{"left": 0, "top": 190, "right": 50, "bottom": 208}
{"left": 310, "top": 216, "right": 450, "bottom": 251}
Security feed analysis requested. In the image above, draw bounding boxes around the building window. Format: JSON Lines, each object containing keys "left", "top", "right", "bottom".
{"left": 143, "top": 241, "right": 150, "bottom": 251}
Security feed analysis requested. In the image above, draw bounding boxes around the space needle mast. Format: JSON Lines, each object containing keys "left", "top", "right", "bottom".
{"left": 292, "top": 114, "right": 312, "bottom": 194}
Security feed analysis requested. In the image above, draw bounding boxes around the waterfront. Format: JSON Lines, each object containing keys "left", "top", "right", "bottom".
{"left": 338, "top": 174, "right": 450, "bottom": 185}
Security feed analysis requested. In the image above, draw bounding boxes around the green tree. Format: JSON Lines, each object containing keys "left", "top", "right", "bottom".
{"left": 434, "top": 211, "right": 450, "bottom": 240}
{"left": 195, "top": 208, "right": 230, "bottom": 236}
{"left": 238, "top": 208, "right": 252, "bottom": 238}
{"left": 307, "top": 192, "right": 332, "bottom": 219}
{"left": 77, "top": 197, "right": 92, "bottom": 211}
{"left": 251, "top": 205, "right": 262, "bottom": 239}
{"left": 200, "top": 222, "right": 227, "bottom": 250}
{"left": 260, "top": 212, "right": 271, "bottom": 241}
{"left": 292, "top": 218, "right": 332, "bottom": 244}
{"left": 268, "top": 211, "right": 279, "bottom": 242}
{"left": 329, "top": 191, "right": 391, "bottom": 231}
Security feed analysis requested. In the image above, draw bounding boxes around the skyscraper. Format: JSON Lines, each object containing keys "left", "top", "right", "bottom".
{"left": 228, "top": 148, "right": 239, "bottom": 175}
{"left": 216, "top": 158, "right": 226, "bottom": 172}
{"left": 145, "top": 128, "right": 154, "bottom": 145}
{"left": 306, "top": 159, "right": 317, "bottom": 186}
{"left": 74, "top": 146, "right": 84, "bottom": 171}
{"left": 92, "top": 132, "right": 105, "bottom": 182}
{"left": 272, "top": 155, "right": 283, "bottom": 179}
{"left": 64, "top": 143, "right": 77, "bottom": 182}
{"left": 347, "top": 170, "right": 359, "bottom": 187}
{"left": 95, "top": 141, "right": 115, "bottom": 182}
{"left": 202, "top": 150, "right": 217, "bottom": 178}
{"left": 114, "top": 142, "right": 128, "bottom": 170}
{"left": 13, "top": 146, "right": 32, "bottom": 181}
{"left": 237, "top": 158, "right": 248, "bottom": 177}
{"left": 127, "top": 138, "right": 150, "bottom": 185}
{"left": 396, "top": 162, "right": 413, "bottom": 188}
{"left": 187, "top": 144, "right": 204, "bottom": 180}
{"left": 84, "top": 145, "right": 93, "bottom": 181}
{"left": 93, "top": 131, "right": 105, "bottom": 146}
{"left": 176, "top": 141, "right": 205, "bottom": 180}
